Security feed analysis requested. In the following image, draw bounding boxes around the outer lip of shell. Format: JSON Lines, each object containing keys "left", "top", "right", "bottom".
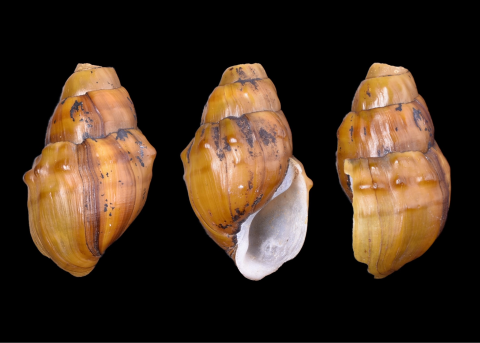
{"left": 234, "top": 156, "right": 312, "bottom": 281}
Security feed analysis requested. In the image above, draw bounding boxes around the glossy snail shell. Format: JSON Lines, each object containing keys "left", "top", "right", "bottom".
{"left": 23, "top": 63, "right": 156, "bottom": 276}
{"left": 181, "top": 63, "right": 313, "bottom": 280}
{"left": 336, "top": 63, "right": 451, "bottom": 278}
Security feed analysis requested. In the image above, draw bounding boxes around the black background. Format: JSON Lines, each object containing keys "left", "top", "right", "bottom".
{"left": 6, "top": 17, "right": 477, "bottom": 342}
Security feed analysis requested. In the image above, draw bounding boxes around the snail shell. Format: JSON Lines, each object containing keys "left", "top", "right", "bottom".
{"left": 336, "top": 63, "right": 451, "bottom": 278}
{"left": 23, "top": 63, "right": 156, "bottom": 276}
{"left": 181, "top": 63, "right": 313, "bottom": 280}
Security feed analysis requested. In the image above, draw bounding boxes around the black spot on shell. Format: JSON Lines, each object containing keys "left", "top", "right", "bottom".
{"left": 186, "top": 142, "right": 193, "bottom": 163}
{"left": 212, "top": 126, "right": 225, "bottom": 161}
{"left": 222, "top": 136, "right": 231, "bottom": 152}
{"left": 218, "top": 223, "right": 232, "bottom": 229}
{"left": 364, "top": 127, "right": 366, "bottom": 136}
{"left": 413, "top": 108, "right": 423, "bottom": 131}
{"left": 70, "top": 100, "right": 84, "bottom": 122}
{"left": 116, "top": 129, "right": 129, "bottom": 141}
{"left": 349, "top": 126, "right": 354, "bottom": 141}
{"left": 82, "top": 132, "right": 97, "bottom": 142}
{"left": 395, "top": 103, "right": 402, "bottom": 111}
{"left": 232, "top": 208, "right": 246, "bottom": 222}
{"left": 234, "top": 77, "right": 262, "bottom": 89}
{"left": 258, "top": 128, "right": 276, "bottom": 146}
{"left": 136, "top": 156, "right": 145, "bottom": 167}
{"left": 236, "top": 67, "right": 246, "bottom": 78}
{"left": 252, "top": 194, "right": 263, "bottom": 208}
{"left": 234, "top": 116, "right": 254, "bottom": 149}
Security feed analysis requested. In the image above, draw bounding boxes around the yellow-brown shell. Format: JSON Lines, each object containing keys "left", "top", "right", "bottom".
{"left": 336, "top": 63, "right": 451, "bottom": 278}
{"left": 24, "top": 63, "right": 156, "bottom": 276}
{"left": 181, "top": 64, "right": 312, "bottom": 280}
{"left": 181, "top": 64, "right": 293, "bottom": 253}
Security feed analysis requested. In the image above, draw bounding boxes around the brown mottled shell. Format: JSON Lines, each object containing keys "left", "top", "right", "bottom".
{"left": 336, "top": 63, "right": 451, "bottom": 278}
{"left": 181, "top": 64, "right": 312, "bottom": 280}
{"left": 24, "top": 63, "right": 156, "bottom": 276}
{"left": 182, "top": 64, "right": 292, "bottom": 253}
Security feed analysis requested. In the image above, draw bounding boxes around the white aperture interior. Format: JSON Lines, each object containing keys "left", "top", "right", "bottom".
{"left": 235, "top": 158, "right": 309, "bottom": 281}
